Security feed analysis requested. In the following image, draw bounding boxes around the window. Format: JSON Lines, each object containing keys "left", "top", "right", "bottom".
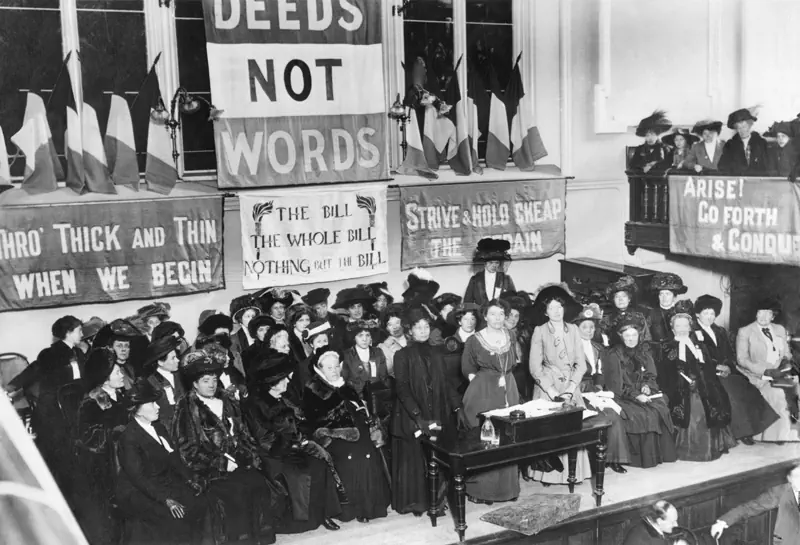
{"left": 403, "top": 0, "right": 453, "bottom": 99}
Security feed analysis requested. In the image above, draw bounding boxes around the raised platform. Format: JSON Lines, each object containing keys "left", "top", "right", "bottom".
{"left": 276, "top": 441, "right": 800, "bottom": 545}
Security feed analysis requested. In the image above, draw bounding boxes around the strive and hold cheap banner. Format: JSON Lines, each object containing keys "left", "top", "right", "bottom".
{"left": 400, "top": 179, "right": 567, "bottom": 269}
{"left": 202, "top": 0, "right": 388, "bottom": 188}
{"left": 239, "top": 183, "right": 388, "bottom": 288}
{"left": 669, "top": 175, "right": 800, "bottom": 265}
{"left": 0, "top": 196, "right": 225, "bottom": 312}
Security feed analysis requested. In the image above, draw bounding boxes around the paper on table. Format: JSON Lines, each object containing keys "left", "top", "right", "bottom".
{"left": 482, "top": 399, "right": 566, "bottom": 419}
{"left": 582, "top": 410, "right": 599, "bottom": 419}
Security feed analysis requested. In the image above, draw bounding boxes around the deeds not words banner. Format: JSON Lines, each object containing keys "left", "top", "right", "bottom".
{"left": 0, "top": 197, "right": 225, "bottom": 312}
{"left": 203, "top": 0, "right": 388, "bottom": 188}
{"left": 400, "top": 179, "right": 567, "bottom": 269}
{"left": 669, "top": 175, "right": 800, "bottom": 265}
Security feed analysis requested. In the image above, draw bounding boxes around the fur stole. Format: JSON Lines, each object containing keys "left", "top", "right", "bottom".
{"left": 87, "top": 386, "right": 115, "bottom": 411}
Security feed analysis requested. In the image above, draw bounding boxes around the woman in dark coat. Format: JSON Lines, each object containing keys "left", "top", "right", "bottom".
{"left": 75, "top": 348, "right": 131, "bottom": 545}
{"left": 243, "top": 352, "right": 343, "bottom": 534}
{"left": 718, "top": 107, "right": 769, "bottom": 175}
{"left": 303, "top": 351, "right": 390, "bottom": 523}
{"left": 647, "top": 272, "right": 688, "bottom": 382}
{"left": 432, "top": 292, "right": 462, "bottom": 339}
{"left": 442, "top": 303, "right": 479, "bottom": 397}
{"left": 660, "top": 301, "right": 737, "bottom": 461}
{"left": 195, "top": 337, "right": 247, "bottom": 402}
{"left": 766, "top": 121, "right": 800, "bottom": 178}
{"left": 143, "top": 335, "right": 185, "bottom": 436}
{"left": 242, "top": 314, "right": 274, "bottom": 375}
{"left": 172, "top": 350, "right": 278, "bottom": 544}
{"left": 503, "top": 293, "right": 534, "bottom": 401}
{"left": 286, "top": 304, "right": 314, "bottom": 368}
{"left": 693, "top": 295, "right": 778, "bottom": 445}
{"left": 116, "top": 379, "right": 206, "bottom": 545}
{"left": 341, "top": 323, "right": 390, "bottom": 397}
{"left": 604, "top": 315, "right": 677, "bottom": 469}
{"left": 600, "top": 275, "right": 652, "bottom": 347}
{"left": 229, "top": 293, "right": 262, "bottom": 377}
{"left": 331, "top": 287, "right": 382, "bottom": 351}
{"left": 392, "top": 308, "right": 467, "bottom": 516}
{"left": 463, "top": 238, "right": 516, "bottom": 307}
{"left": 628, "top": 111, "right": 672, "bottom": 174}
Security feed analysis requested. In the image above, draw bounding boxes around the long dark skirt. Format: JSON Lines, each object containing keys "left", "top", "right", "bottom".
{"left": 720, "top": 374, "right": 779, "bottom": 439}
{"left": 675, "top": 392, "right": 738, "bottom": 462}
{"left": 327, "top": 424, "right": 390, "bottom": 521}
{"left": 277, "top": 457, "right": 341, "bottom": 534}
{"left": 207, "top": 468, "right": 275, "bottom": 542}
{"left": 118, "top": 481, "right": 206, "bottom": 545}
{"left": 618, "top": 398, "right": 677, "bottom": 469}
{"left": 74, "top": 452, "right": 119, "bottom": 545}
{"left": 391, "top": 434, "right": 447, "bottom": 515}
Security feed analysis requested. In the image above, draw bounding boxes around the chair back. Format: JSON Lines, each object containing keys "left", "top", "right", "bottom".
{"left": 0, "top": 352, "right": 32, "bottom": 410}
{"left": 57, "top": 381, "right": 85, "bottom": 436}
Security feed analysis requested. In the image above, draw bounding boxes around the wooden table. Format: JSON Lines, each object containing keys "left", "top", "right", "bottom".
{"left": 421, "top": 418, "right": 611, "bottom": 542}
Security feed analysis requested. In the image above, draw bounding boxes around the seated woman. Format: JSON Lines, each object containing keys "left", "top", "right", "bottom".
{"left": 143, "top": 336, "right": 185, "bottom": 435}
{"left": 442, "top": 303, "right": 479, "bottom": 396}
{"left": 573, "top": 303, "right": 631, "bottom": 474}
{"left": 693, "top": 295, "right": 778, "bottom": 445}
{"left": 303, "top": 351, "right": 390, "bottom": 523}
{"left": 623, "top": 500, "right": 696, "bottom": 545}
{"left": 75, "top": 348, "right": 131, "bottom": 545}
{"left": 286, "top": 319, "right": 333, "bottom": 404}
{"left": 242, "top": 314, "right": 274, "bottom": 375}
{"left": 243, "top": 352, "right": 344, "bottom": 534}
{"left": 661, "top": 301, "right": 737, "bottom": 461}
{"left": 604, "top": 315, "right": 677, "bottom": 468}
{"left": 286, "top": 304, "right": 314, "bottom": 366}
{"left": 528, "top": 284, "right": 592, "bottom": 486}
{"left": 392, "top": 308, "right": 466, "bottom": 516}
{"left": 229, "top": 294, "right": 262, "bottom": 377}
{"left": 172, "top": 350, "right": 278, "bottom": 544}
{"left": 378, "top": 304, "right": 408, "bottom": 376}
{"left": 599, "top": 276, "right": 652, "bottom": 347}
{"left": 341, "top": 324, "right": 389, "bottom": 397}
{"left": 116, "top": 379, "right": 206, "bottom": 545}
{"left": 196, "top": 336, "right": 247, "bottom": 402}
{"left": 94, "top": 318, "right": 147, "bottom": 389}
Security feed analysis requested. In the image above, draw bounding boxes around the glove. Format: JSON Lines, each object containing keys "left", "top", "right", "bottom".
{"left": 413, "top": 417, "right": 431, "bottom": 437}
{"left": 456, "top": 408, "right": 471, "bottom": 431}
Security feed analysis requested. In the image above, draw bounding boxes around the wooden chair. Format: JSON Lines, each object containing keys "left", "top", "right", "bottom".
{"left": 0, "top": 352, "right": 32, "bottom": 411}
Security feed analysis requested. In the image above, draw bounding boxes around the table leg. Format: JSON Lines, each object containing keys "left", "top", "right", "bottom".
{"left": 595, "top": 428, "right": 607, "bottom": 507}
{"left": 567, "top": 449, "right": 578, "bottom": 493}
{"left": 427, "top": 455, "right": 439, "bottom": 527}
{"left": 454, "top": 473, "right": 467, "bottom": 542}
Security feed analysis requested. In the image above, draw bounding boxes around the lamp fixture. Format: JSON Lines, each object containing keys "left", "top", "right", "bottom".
{"left": 387, "top": 93, "right": 410, "bottom": 160}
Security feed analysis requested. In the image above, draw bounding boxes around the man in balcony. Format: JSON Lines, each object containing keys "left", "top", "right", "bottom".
{"left": 718, "top": 107, "right": 768, "bottom": 176}
{"left": 684, "top": 119, "right": 724, "bottom": 173}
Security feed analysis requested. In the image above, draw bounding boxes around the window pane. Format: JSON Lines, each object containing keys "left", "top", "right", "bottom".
{"left": 77, "top": 0, "right": 147, "bottom": 168}
{"left": 403, "top": 0, "right": 453, "bottom": 98}
{"left": 0, "top": 1, "right": 62, "bottom": 178}
{"left": 467, "top": 0, "right": 512, "bottom": 160}
{"left": 176, "top": 0, "right": 216, "bottom": 172}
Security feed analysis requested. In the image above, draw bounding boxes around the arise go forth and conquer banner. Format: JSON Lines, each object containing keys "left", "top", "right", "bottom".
{"left": 669, "top": 175, "right": 800, "bottom": 265}
{"left": 202, "top": 0, "right": 388, "bottom": 188}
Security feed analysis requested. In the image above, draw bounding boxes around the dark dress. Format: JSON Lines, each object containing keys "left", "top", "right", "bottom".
{"left": 116, "top": 420, "right": 206, "bottom": 545}
{"left": 509, "top": 325, "right": 534, "bottom": 401}
{"left": 647, "top": 305, "right": 676, "bottom": 374}
{"left": 463, "top": 270, "right": 516, "bottom": 307}
{"left": 628, "top": 142, "right": 671, "bottom": 174}
{"left": 341, "top": 346, "right": 390, "bottom": 397}
{"left": 146, "top": 370, "right": 186, "bottom": 437}
{"left": 303, "top": 375, "right": 390, "bottom": 522}
{"left": 603, "top": 344, "right": 677, "bottom": 468}
{"left": 766, "top": 141, "right": 800, "bottom": 177}
{"left": 172, "top": 390, "right": 278, "bottom": 544}
{"left": 442, "top": 331, "right": 472, "bottom": 397}
{"left": 600, "top": 307, "right": 653, "bottom": 348}
{"left": 693, "top": 323, "right": 779, "bottom": 440}
{"left": 718, "top": 132, "right": 769, "bottom": 175}
{"left": 75, "top": 388, "right": 130, "bottom": 545}
{"left": 661, "top": 337, "right": 737, "bottom": 461}
{"left": 243, "top": 389, "right": 341, "bottom": 533}
{"left": 392, "top": 341, "right": 461, "bottom": 515}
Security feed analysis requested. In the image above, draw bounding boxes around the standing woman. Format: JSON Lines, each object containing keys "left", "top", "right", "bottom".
{"left": 684, "top": 119, "right": 724, "bottom": 174}
{"left": 463, "top": 238, "right": 516, "bottom": 307}
{"left": 341, "top": 324, "right": 389, "bottom": 398}
{"left": 693, "top": 295, "right": 778, "bottom": 445}
{"left": 600, "top": 276, "right": 652, "bottom": 347}
{"left": 528, "top": 284, "right": 592, "bottom": 485}
{"left": 75, "top": 347, "right": 131, "bottom": 545}
{"left": 462, "top": 299, "right": 520, "bottom": 504}
{"left": 286, "top": 304, "right": 315, "bottom": 366}
{"left": 442, "top": 303, "right": 480, "bottom": 396}
{"left": 647, "top": 272, "right": 687, "bottom": 369}
{"left": 94, "top": 319, "right": 147, "bottom": 389}
{"left": 503, "top": 293, "right": 534, "bottom": 401}
{"left": 392, "top": 308, "right": 466, "bottom": 516}
{"left": 378, "top": 304, "right": 408, "bottom": 376}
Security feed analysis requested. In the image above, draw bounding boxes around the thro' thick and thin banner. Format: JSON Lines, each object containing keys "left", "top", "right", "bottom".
{"left": 240, "top": 183, "right": 388, "bottom": 288}
{"left": 0, "top": 197, "right": 225, "bottom": 312}
{"left": 669, "top": 175, "right": 800, "bottom": 265}
{"left": 202, "top": 0, "right": 388, "bottom": 188}
{"left": 400, "top": 179, "right": 567, "bottom": 269}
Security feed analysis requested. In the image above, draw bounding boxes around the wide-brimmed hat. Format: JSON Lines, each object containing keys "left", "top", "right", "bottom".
{"left": 572, "top": 303, "right": 603, "bottom": 325}
{"left": 447, "top": 303, "right": 481, "bottom": 327}
{"left": 229, "top": 294, "right": 262, "bottom": 323}
{"left": 532, "top": 283, "right": 582, "bottom": 324}
{"left": 365, "top": 282, "right": 394, "bottom": 304}
{"left": 727, "top": 107, "right": 758, "bottom": 129}
{"left": 474, "top": 238, "right": 512, "bottom": 262}
{"left": 152, "top": 321, "right": 185, "bottom": 342}
{"left": 691, "top": 119, "right": 723, "bottom": 135}
{"left": 764, "top": 121, "right": 794, "bottom": 138}
{"left": 181, "top": 349, "right": 223, "bottom": 383}
{"left": 143, "top": 335, "right": 180, "bottom": 369}
{"left": 694, "top": 294, "right": 722, "bottom": 316}
{"left": 613, "top": 312, "right": 648, "bottom": 336}
{"left": 128, "top": 378, "right": 163, "bottom": 406}
{"left": 650, "top": 272, "right": 688, "bottom": 295}
{"left": 433, "top": 293, "right": 462, "bottom": 312}
{"left": 256, "top": 288, "right": 295, "bottom": 314}
{"left": 635, "top": 110, "right": 672, "bottom": 137}
{"left": 137, "top": 302, "right": 171, "bottom": 322}
{"left": 755, "top": 296, "right": 781, "bottom": 316}
{"left": 302, "top": 288, "right": 330, "bottom": 308}
{"left": 402, "top": 268, "right": 440, "bottom": 302}
{"left": 84, "top": 347, "right": 118, "bottom": 391}
{"left": 305, "top": 320, "right": 332, "bottom": 343}
{"left": 662, "top": 129, "right": 699, "bottom": 148}
{"left": 606, "top": 275, "right": 638, "bottom": 301}
{"left": 94, "top": 318, "right": 145, "bottom": 348}
{"left": 81, "top": 317, "right": 107, "bottom": 341}
{"left": 251, "top": 351, "right": 295, "bottom": 386}
{"left": 247, "top": 315, "right": 275, "bottom": 339}
{"left": 333, "top": 286, "right": 377, "bottom": 310}
{"left": 198, "top": 311, "right": 233, "bottom": 336}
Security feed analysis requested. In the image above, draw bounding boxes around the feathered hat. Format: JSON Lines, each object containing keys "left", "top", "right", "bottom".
{"left": 727, "top": 105, "right": 760, "bottom": 129}
{"left": 332, "top": 286, "right": 376, "bottom": 310}
{"left": 613, "top": 312, "right": 648, "bottom": 336}
{"left": 635, "top": 110, "right": 672, "bottom": 137}
{"left": 662, "top": 128, "right": 699, "bottom": 148}
{"left": 474, "top": 238, "right": 512, "bottom": 262}
{"left": 606, "top": 275, "right": 638, "bottom": 301}
{"left": 572, "top": 303, "right": 603, "bottom": 325}
{"left": 364, "top": 282, "right": 394, "bottom": 304}
{"left": 764, "top": 121, "right": 794, "bottom": 138}
{"left": 402, "top": 267, "right": 440, "bottom": 302}
{"left": 229, "top": 294, "right": 262, "bottom": 323}
{"left": 650, "top": 272, "right": 688, "bottom": 295}
{"left": 671, "top": 299, "right": 694, "bottom": 321}
{"left": 137, "top": 302, "right": 171, "bottom": 322}
{"left": 691, "top": 119, "right": 723, "bottom": 135}
{"left": 432, "top": 293, "right": 463, "bottom": 312}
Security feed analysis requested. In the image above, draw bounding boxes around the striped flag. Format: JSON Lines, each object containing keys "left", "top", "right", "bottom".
{"left": 48, "top": 52, "right": 85, "bottom": 193}
{"left": 0, "top": 126, "right": 11, "bottom": 185}
{"left": 507, "top": 55, "right": 547, "bottom": 170}
{"left": 397, "top": 109, "right": 438, "bottom": 180}
{"left": 81, "top": 103, "right": 116, "bottom": 194}
{"left": 444, "top": 59, "right": 471, "bottom": 175}
{"left": 467, "top": 70, "right": 485, "bottom": 173}
{"left": 11, "top": 96, "right": 61, "bottom": 194}
{"left": 104, "top": 94, "right": 139, "bottom": 190}
{"left": 485, "top": 66, "right": 509, "bottom": 170}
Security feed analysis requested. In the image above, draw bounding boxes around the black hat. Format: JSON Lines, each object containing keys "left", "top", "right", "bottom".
{"left": 662, "top": 129, "right": 699, "bottom": 148}
{"left": 572, "top": 303, "right": 603, "bottom": 325}
{"left": 606, "top": 275, "right": 638, "bottom": 301}
{"left": 365, "top": 282, "right": 394, "bottom": 304}
{"left": 247, "top": 315, "right": 275, "bottom": 339}
{"left": 635, "top": 110, "right": 672, "bottom": 137}
{"left": 81, "top": 317, "right": 107, "bottom": 341}
{"left": 302, "top": 288, "right": 331, "bottom": 307}
{"left": 137, "top": 302, "right": 171, "bottom": 322}
{"left": 128, "top": 378, "right": 163, "bottom": 406}
{"left": 181, "top": 350, "right": 222, "bottom": 383}
{"left": 84, "top": 347, "right": 118, "bottom": 391}
{"left": 229, "top": 294, "right": 262, "bottom": 323}
{"left": 432, "top": 293, "right": 462, "bottom": 312}
{"left": 447, "top": 303, "right": 480, "bottom": 327}
{"left": 650, "top": 272, "right": 688, "bottom": 295}
{"left": 198, "top": 311, "right": 233, "bottom": 336}
{"left": 152, "top": 321, "right": 185, "bottom": 342}
{"left": 694, "top": 295, "right": 722, "bottom": 316}
{"left": 264, "top": 323, "right": 289, "bottom": 347}
{"left": 94, "top": 318, "right": 145, "bottom": 348}
{"left": 143, "top": 335, "right": 180, "bottom": 369}
{"left": 474, "top": 238, "right": 512, "bottom": 262}
{"left": 727, "top": 107, "right": 758, "bottom": 129}
{"left": 306, "top": 320, "right": 332, "bottom": 343}
{"left": 500, "top": 293, "right": 528, "bottom": 313}
{"left": 765, "top": 121, "right": 794, "bottom": 138}
{"left": 755, "top": 296, "right": 781, "bottom": 315}
{"left": 614, "top": 312, "right": 648, "bottom": 336}
{"left": 251, "top": 351, "right": 295, "bottom": 386}
{"left": 532, "top": 283, "right": 582, "bottom": 325}
{"left": 401, "top": 268, "right": 440, "bottom": 302}
{"left": 332, "top": 286, "right": 376, "bottom": 310}
{"left": 691, "top": 119, "right": 723, "bottom": 135}
{"left": 671, "top": 299, "right": 694, "bottom": 319}
{"left": 256, "top": 288, "right": 295, "bottom": 314}
{"left": 404, "top": 306, "right": 433, "bottom": 329}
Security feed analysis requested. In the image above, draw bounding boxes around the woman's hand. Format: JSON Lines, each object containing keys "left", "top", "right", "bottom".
{"left": 635, "top": 394, "right": 650, "bottom": 403}
{"left": 166, "top": 499, "right": 186, "bottom": 519}
{"left": 716, "top": 365, "right": 731, "bottom": 378}
{"left": 641, "top": 385, "right": 651, "bottom": 396}
{"left": 694, "top": 164, "right": 703, "bottom": 173}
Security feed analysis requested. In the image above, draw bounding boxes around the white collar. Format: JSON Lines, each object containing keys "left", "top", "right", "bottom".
{"left": 314, "top": 366, "right": 345, "bottom": 388}
{"left": 157, "top": 368, "right": 175, "bottom": 387}
{"left": 458, "top": 328, "right": 474, "bottom": 341}
{"left": 102, "top": 386, "right": 118, "bottom": 401}
{"left": 355, "top": 346, "right": 371, "bottom": 359}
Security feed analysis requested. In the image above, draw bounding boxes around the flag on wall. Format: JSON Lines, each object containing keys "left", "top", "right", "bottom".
{"left": 507, "top": 54, "right": 547, "bottom": 171}
{"left": 0, "top": 126, "right": 10, "bottom": 185}
{"left": 11, "top": 96, "right": 61, "bottom": 194}
{"left": 104, "top": 94, "right": 139, "bottom": 190}
{"left": 485, "top": 66, "right": 509, "bottom": 170}
{"left": 48, "top": 52, "right": 85, "bottom": 193}
{"left": 444, "top": 59, "right": 471, "bottom": 175}
{"left": 398, "top": 109, "right": 438, "bottom": 179}
{"left": 81, "top": 103, "right": 116, "bottom": 194}
{"left": 467, "top": 70, "right": 485, "bottom": 173}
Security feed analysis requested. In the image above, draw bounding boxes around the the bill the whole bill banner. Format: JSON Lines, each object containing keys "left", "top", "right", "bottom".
{"left": 669, "top": 175, "right": 800, "bottom": 265}
{"left": 0, "top": 196, "right": 225, "bottom": 312}
{"left": 240, "top": 184, "right": 389, "bottom": 288}
{"left": 400, "top": 179, "right": 567, "bottom": 269}
{"left": 202, "top": 0, "right": 388, "bottom": 188}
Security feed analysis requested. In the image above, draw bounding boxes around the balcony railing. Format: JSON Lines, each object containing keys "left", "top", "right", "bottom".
{"left": 625, "top": 171, "right": 671, "bottom": 254}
